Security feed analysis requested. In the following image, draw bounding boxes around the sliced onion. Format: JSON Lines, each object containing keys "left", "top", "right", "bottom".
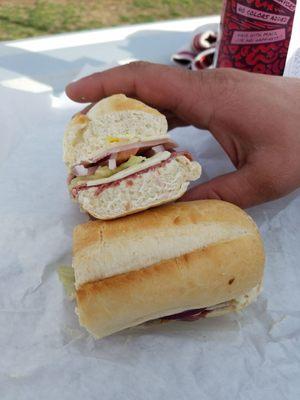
{"left": 72, "top": 164, "right": 99, "bottom": 177}
{"left": 72, "top": 164, "right": 89, "bottom": 176}
{"left": 152, "top": 145, "right": 165, "bottom": 153}
{"left": 108, "top": 154, "right": 117, "bottom": 170}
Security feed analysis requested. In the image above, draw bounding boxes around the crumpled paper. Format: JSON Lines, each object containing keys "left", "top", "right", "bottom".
{"left": 1, "top": 55, "right": 300, "bottom": 400}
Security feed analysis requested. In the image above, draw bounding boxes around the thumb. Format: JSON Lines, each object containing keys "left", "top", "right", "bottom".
{"left": 180, "top": 167, "right": 262, "bottom": 209}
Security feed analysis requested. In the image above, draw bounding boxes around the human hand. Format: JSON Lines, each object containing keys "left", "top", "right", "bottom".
{"left": 66, "top": 62, "right": 300, "bottom": 208}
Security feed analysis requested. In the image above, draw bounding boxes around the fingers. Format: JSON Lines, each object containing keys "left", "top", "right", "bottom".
{"left": 180, "top": 167, "right": 264, "bottom": 209}
{"left": 66, "top": 62, "right": 213, "bottom": 128}
{"left": 66, "top": 62, "right": 184, "bottom": 106}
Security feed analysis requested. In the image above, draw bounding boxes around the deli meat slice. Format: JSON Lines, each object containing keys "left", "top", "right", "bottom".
{"left": 161, "top": 308, "right": 210, "bottom": 321}
{"left": 161, "top": 300, "right": 233, "bottom": 321}
{"left": 79, "top": 138, "right": 178, "bottom": 167}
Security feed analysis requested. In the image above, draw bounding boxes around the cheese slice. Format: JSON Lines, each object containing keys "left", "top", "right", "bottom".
{"left": 72, "top": 151, "right": 172, "bottom": 188}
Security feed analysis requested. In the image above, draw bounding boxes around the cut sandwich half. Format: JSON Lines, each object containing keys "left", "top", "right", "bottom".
{"left": 59, "top": 200, "right": 265, "bottom": 339}
{"left": 63, "top": 94, "right": 201, "bottom": 219}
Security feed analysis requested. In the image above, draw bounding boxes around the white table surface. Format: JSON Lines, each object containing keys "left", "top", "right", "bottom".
{"left": 1, "top": 17, "right": 300, "bottom": 400}
{"left": 0, "top": 16, "right": 219, "bottom": 95}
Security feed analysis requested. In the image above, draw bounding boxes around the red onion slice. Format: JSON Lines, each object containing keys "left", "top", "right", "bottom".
{"left": 161, "top": 308, "right": 209, "bottom": 321}
{"left": 73, "top": 164, "right": 89, "bottom": 176}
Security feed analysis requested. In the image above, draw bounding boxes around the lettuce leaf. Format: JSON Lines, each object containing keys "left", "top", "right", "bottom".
{"left": 70, "top": 155, "right": 146, "bottom": 188}
{"left": 57, "top": 265, "right": 75, "bottom": 299}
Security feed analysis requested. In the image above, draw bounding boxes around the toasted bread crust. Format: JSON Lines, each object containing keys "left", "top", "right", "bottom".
{"left": 73, "top": 201, "right": 265, "bottom": 338}
{"left": 76, "top": 235, "right": 264, "bottom": 338}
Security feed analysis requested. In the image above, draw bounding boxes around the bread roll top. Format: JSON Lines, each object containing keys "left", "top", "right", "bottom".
{"left": 63, "top": 94, "right": 168, "bottom": 168}
{"left": 73, "top": 200, "right": 264, "bottom": 288}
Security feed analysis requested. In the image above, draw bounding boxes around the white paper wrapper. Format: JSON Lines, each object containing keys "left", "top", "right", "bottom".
{"left": 1, "top": 59, "right": 300, "bottom": 400}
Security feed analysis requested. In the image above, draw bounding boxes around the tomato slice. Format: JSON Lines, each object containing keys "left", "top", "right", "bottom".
{"left": 116, "top": 148, "right": 139, "bottom": 164}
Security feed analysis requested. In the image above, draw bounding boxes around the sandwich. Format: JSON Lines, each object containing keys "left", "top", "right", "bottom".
{"left": 59, "top": 200, "right": 265, "bottom": 339}
{"left": 63, "top": 94, "right": 201, "bottom": 219}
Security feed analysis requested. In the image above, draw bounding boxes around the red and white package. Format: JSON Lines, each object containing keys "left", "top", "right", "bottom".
{"left": 216, "top": 0, "right": 297, "bottom": 75}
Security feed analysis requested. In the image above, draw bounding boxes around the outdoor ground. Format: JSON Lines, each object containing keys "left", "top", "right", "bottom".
{"left": 0, "top": 0, "right": 222, "bottom": 41}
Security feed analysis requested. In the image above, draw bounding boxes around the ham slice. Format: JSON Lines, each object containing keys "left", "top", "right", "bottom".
{"left": 79, "top": 138, "right": 178, "bottom": 167}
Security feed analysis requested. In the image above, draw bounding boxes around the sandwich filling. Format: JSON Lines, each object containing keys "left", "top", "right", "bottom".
{"left": 68, "top": 139, "right": 197, "bottom": 198}
{"left": 160, "top": 304, "right": 228, "bottom": 321}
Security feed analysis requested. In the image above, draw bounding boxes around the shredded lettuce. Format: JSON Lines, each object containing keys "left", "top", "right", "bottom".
{"left": 116, "top": 155, "right": 146, "bottom": 170}
{"left": 70, "top": 155, "right": 146, "bottom": 188}
{"left": 57, "top": 265, "right": 75, "bottom": 299}
{"left": 70, "top": 166, "right": 114, "bottom": 188}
